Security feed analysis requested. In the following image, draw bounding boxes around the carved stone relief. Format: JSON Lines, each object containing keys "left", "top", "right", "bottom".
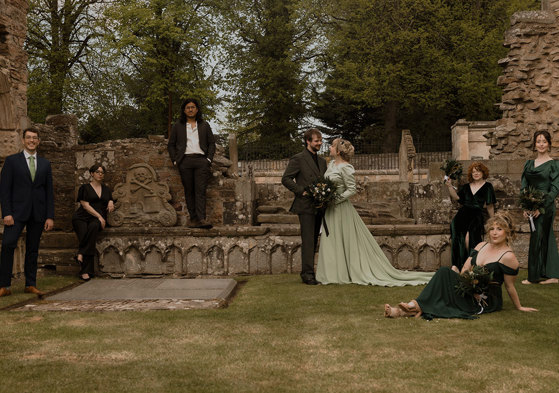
{"left": 108, "top": 163, "right": 177, "bottom": 227}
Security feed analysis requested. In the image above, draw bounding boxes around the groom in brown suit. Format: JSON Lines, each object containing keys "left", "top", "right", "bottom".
{"left": 282, "top": 128, "right": 326, "bottom": 285}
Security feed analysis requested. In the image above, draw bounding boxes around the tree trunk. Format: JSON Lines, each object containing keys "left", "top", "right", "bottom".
{"left": 383, "top": 100, "right": 400, "bottom": 152}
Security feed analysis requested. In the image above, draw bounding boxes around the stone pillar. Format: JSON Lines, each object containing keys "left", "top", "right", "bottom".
{"left": 451, "top": 119, "right": 470, "bottom": 160}
{"left": 0, "top": 0, "right": 29, "bottom": 160}
{"left": 228, "top": 133, "right": 238, "bottom": 177}
{"left": 398, "top": 129, "right": 416, "bottom": 183}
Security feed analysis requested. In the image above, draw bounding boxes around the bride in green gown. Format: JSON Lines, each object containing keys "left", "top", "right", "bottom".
{"left": 384, "top": 212, "right": 538, "bottom": 319}
{"left": 315, "top": 138, "right": 433, "bottom": 286}
{"left": 521, "top": 130, "right": 559, "bottom": 285}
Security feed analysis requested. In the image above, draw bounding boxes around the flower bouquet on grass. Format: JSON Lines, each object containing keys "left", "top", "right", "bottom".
{"left": 519, "top": 186, "right": 547, "bottom": 232}
{"left": 304, "top": 177, "right": 338, "bottom": 236}
{"left": 455, "top": 265, "right": 496, "bottom": 313}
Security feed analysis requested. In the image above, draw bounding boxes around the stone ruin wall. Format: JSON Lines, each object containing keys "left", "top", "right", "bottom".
{"left": 0, "top": 0, "right": 29, "bottom": 162}
{"left": 489, "top": 1, "right": 559, "bottom": 158}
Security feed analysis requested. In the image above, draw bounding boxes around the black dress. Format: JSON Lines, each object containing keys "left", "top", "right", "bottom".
{"left": 72, "top": 183, "right": 113, "bottom": 276}
{"left": 450, "top": 182, "right": 496, "bottom": 270}
{"left": 416, "top": 244, "right": 518, "bottom": 320}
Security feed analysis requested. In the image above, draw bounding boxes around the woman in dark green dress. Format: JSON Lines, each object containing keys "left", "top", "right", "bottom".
{"left": 521, "top": 130, "right": 559, "bottom": 285}
{"left": 384, "top": 213, "right": 538, "bottom": 319}
{"left": 446, "top": 162, "right": 496, "bottom": 271}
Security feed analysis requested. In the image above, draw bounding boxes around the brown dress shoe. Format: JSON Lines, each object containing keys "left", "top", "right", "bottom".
{"left": 0, "top": 287, "right": 12, "bottom": 297}
{"left": 24, "top": 286, "right": 46, "bottom": 298}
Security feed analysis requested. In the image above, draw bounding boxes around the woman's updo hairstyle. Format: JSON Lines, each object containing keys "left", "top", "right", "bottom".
{"left": 532, "top": 130, "right": 552, "bottom": 151}
{"left": 486, "top": 211, "right": 515, "bottom": 244}
{"left": 335, "top": 138, "right": 355, "bottom": 162}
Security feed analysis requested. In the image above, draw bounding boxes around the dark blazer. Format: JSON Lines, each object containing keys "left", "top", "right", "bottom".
{"left": 282, "top": 149, "right": 327, "bottom": 214}
{"left": 0, "top": 152, "right": 54, "bottom": 222}
{"left": 167, "top": 120, "right": 216, "bottom": 165}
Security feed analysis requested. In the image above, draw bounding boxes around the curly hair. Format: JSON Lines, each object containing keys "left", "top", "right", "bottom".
{"left": 467, "top": 162, "right": 489, "bottom": 182}
{"left": 334, "top": 138, "right": 355, "bottom": 162}
{"left": 486, "top": 211, "right": 515, "bottom": 244}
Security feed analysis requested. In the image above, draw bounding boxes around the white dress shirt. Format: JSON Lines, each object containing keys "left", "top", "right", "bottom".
{"left": 185, "top": 122, "right": 204, "bottom": 155}
{"left": 23, "top": 150, "right": 38, "bottom": 172}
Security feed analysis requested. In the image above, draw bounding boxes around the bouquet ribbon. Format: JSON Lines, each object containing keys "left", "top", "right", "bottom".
{"left": 528, "top": 214, "right": 536, "bottom": 232}
{"left": 321, "top": 208, "right": 329, "bottom": 237}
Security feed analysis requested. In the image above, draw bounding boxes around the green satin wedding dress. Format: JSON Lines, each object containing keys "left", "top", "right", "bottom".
{"left": 316, "top": 161, "right": 433, "bottom": 286}
{"left": 521, "top": 159, "right": 559, "bottom": 283}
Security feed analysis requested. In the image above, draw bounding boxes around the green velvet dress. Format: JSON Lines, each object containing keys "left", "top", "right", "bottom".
{"left": 316, "top": 161, "right": 433, "bottom": 286}
{"left": 521, "top": 159, "right": 559, "bottom": 283}
{"left": 416, "top": 245, "right": 518, "bottom": 320}
{"left": 450, "top": 182, "right": 496, "bottom": 270}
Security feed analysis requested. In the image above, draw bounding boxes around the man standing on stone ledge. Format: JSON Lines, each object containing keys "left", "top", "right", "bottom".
{"left": 0, "top": 127, "right": 54, "bottom": 298}
{"left": 282, "top": 128, "right": 326, "bottom": 285}
{"left": 168, "top": 98, "right": 216, "bottom": 229}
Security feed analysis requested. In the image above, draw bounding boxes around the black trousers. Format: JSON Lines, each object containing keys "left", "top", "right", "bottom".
{"left": 178, "top": 155, "right": 211, "bottom": 221}
{"left": 72, "top": 217, "right": 101, "bottom": 276}
{"left": 0, "top": 219, "right": 44, "bottom": 288}
{"left": 298, "top": 212, "right": 322, "bottom": 280}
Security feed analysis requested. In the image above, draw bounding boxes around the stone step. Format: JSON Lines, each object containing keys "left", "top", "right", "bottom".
{"left": 257, "top": 205, "right": 290, "bottom": 214}
{"left": 40, "top": 232, "right": 78, "bottom": 248}
{"left": 38, "top": 248, "right": 77, "bottom": 266}
{"left": 257, "top": 213, "right": 298, "bottom": 224}
{"left": 256, "top": 212, "right": 415, "bottom": 225}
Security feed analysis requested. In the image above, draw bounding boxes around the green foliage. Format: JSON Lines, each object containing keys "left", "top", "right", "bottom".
{"left": 315, "top": 0, "right": 540, "bottom": 152}
{"left": 101, "top": 0, "right": 220, "bottom": 138}
{"left": 26, "top": 0, "right": 103, "bottom": 122}
{"left": 220, "top": 0, "right": 323, "bottom": 154}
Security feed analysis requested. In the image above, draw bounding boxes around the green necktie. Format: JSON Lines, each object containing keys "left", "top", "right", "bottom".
{"left": 29, "top": 156, "right": 36, "bottom": 181}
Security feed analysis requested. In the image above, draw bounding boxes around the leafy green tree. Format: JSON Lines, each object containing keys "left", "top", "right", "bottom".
{"left": 315, "top": 0, "right": 540, "bottom": 152}
{"left": 220, "top": 0, "right": 323, "bottom": 158}
{"left": 102, "top": 0, "right": 220, "bottom": 137}
{"left": 26, "top": 0, "right": 103, "bottom": 122}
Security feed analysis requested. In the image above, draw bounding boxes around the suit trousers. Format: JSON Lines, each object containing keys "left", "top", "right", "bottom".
{"left": 298, "top": 212, "right": 323, "bottom": 280}
{"left": 178, "top": 155, "right": 211, "bottom": 221}
{"left": 72, "top": 217, "right": 101, "bottom": 276}
{"left": 0, "top": 219, "right": 44, "bottom": 287}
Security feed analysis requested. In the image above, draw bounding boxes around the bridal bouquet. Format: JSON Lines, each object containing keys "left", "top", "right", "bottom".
{"left": 304, "top": 177, "right": 338, "bottom": 209}
{"left": 519, "top": 186, "right": 547, "bottom": 232}
{"left": 455, "top": 265, "right": 495, "bottom": 298}
{"left": 440, "top": 159, "right": 463, "bottom": 181}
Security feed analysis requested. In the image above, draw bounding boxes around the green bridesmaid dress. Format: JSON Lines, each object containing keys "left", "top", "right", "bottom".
{"left": 316, "top": 161, "right": 433, "bottom": 286}
{"left": 416, "top": 244, "right": 518, "bottom": 320}
{"left": 521, "top": 159, "right": 559, "bottom": 283}
{"left": 450, "top": 182, "right": 496, "bottom": 270}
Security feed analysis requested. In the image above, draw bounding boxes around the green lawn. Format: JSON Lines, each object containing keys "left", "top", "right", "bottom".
{"left": 0, "top": 272, "right": 557, "bottom": 393}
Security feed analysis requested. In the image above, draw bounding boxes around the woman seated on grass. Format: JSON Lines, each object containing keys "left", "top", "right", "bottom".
{"left": 384, "top": 212, "right": 538, "bottom": 319}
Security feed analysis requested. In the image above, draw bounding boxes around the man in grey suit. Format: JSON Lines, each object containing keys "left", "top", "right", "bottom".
{"left": 282, "top": 128, "right": 326, "bottom": 285}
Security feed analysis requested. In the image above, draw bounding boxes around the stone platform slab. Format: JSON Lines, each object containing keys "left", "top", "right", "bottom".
{"left": 15, "top": 278, "right": 237, "bottom": 311}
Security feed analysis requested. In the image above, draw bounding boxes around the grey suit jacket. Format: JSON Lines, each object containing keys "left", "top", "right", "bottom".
{"left": 282, "top": 149, "right": 327, "bottom": 214}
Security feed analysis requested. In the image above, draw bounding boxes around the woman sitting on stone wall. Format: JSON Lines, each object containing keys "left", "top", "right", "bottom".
{"left": 72, "top": 164, "right": 114, "bottom": 281}
{"left": 446, "top": 162, "right": 496, "bottom": 271}
{"left": 384, "top": 212, "right": 537, "bottom": 319}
